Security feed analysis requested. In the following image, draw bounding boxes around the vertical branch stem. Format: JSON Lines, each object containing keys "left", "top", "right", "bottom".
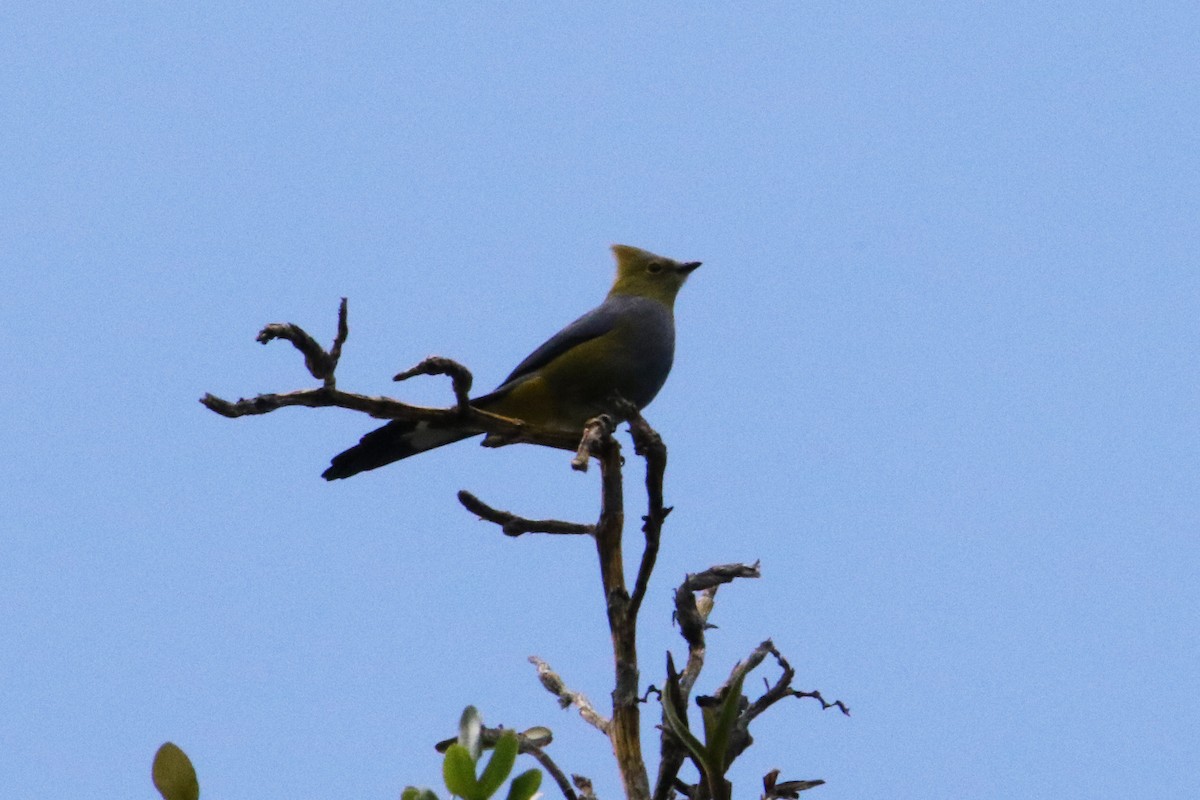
{"left": 628, "top": 415, "right": 668, "bottom": 618}
{"left": 594, "top": 436, "right": 650, "bottom": 800}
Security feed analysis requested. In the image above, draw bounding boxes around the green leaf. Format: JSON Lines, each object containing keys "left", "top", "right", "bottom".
{"left": 707, "top": 672, "right": 745, "bottom": 772}
{"left": 458, "top": 706, "right": 484, "bottom": 762}
{"left": 443, "top": 744, "right": 481, "bottom": 800}
{"left": 700, "top": 700, "right": 720, "bottom": 750}
{"left": 477, "top": 730, "right": 518, "bottom": 798}
{"left": 505, "top": 769, "right": 543, "bottom": 800}
{"left": 151, "top": 742, "right": 199, "bottom": 800}
{"left": 402, "top": 788, "right": 440, "bottom": 800}
{"left": 661, "top": 677, "right": 709, "bottom": 771}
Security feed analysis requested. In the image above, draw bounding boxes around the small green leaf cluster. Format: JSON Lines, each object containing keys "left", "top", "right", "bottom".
{"left": 404, "top": 707, "right": 542, "bottom": 800}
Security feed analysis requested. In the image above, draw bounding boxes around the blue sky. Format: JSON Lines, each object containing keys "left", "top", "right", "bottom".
{"left": 3, "top": 3, "right": 1197, "bottom": 798}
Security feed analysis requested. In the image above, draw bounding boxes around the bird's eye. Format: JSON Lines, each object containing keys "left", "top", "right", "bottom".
{"left": 647, "top": 261, "right": 664, "bottom": 274}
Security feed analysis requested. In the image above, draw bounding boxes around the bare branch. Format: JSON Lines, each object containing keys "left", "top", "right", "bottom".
{"left": 716, "top": 639, "right": 774, "bottom": 701}
{"left": 571, "top": 774, "right": 598, "bottom": 800}
{"left": 681, "top": 562, "right": 762, "bottom": 593}
{"left": 202, "top": 302, "right": 588, "bottom": 456}
{"left": 458, "top": 491, "right": 594, "bottom": 538}
{"left": 393, "top": 355, "right": 473, "bottom": 414}
{"left": 676, "top": 586, "right": 717, "bottom": 696}
{"left": 202, "top": 375, "right": 582, "bottom": 456}
{"left": 528, "top": 656, "right": 610, "bottom": 734}
{"left": 740, "top": 642, "right": 850, "bottom": 720}
{"left": 571, "top": 414, "right": 617, "bottom": 472}
{"left": 524, "top": 743, "right": 578, "bottom": 800}
{"left": 589, "top": 435, "right": 652, "bottom": 799}
{"left": 693, "top": 640, "right": 850, "bottom": 770}
{"left": 762, "top": 769, "right": 825, "bottom": 798}
{"left": 255, "top": 298, "right": 348, "bottom": 386}
{"left": 787, "top": 689, "right": 850, "bottom": 716}
{"left": 674, "top": 562, "right": 760, "bottom": 688}
{"left": 328, "top": 297, "right": 349, "bottom": 370}
{"left": 628, "top": 412, "right": 669, "bottom": 618}
{"left": 201, "top": 386, "right": 436, "bottom": 420}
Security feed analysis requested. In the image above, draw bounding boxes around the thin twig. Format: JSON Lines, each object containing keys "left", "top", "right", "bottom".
{"left": 524, "top": 743, "right": 578, "bottom": 800}
{"left": 762, "top": 768, "right": 825, "bottom": 798}
{"left": 628, "top": 413, "right": 669, "bottom": 618}
{"left": 528, "top": 656, "right": 610, "bottom": 734}
{"left": 571, "top": 774, "right": 598, "bottom": 800}
{"left": 393, "top": 355, "right": 474, "bottom": 414}
{"left": 715, "top": 639, "right": 774, "bottom": 701}
{"left": 571, "top": 414, "right": 616, "bottom": 472}
{"left": 327, "top": 297, "right": 349, "bottom": 377}
{"left": 681, "top": 562, "right": 762, "bottom": 593}
{"left": 741, "top": 642, "right": 850, "bottom": 720}
{"left": 458, "top": 491, "right": 594, "bottom": 537}
{"left": 255, "top": 298, "right": 347, "bottom": 387}
{"left": 703, "top": 640, "right": 849, "bottom": 767}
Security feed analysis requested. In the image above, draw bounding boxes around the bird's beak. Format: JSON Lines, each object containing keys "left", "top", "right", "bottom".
{"left": 678, "top": 261, "right": 702, "bottom": 275}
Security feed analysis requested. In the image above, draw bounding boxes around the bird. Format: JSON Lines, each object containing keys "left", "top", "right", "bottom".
{"left": 322, "top": 245, "right": 701, "bottom": 480}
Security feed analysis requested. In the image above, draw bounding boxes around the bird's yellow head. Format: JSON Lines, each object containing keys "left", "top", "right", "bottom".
{"left": 607, "top": 245, "right": 702, "bottom": 307}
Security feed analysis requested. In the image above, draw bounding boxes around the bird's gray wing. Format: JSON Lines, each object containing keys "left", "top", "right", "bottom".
{"left": 493, "top": 302, "right": 619, "bottom": 390}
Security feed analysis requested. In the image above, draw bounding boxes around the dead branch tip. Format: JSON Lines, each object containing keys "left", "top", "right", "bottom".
{"left": 571, "top": 414, "right": 617, "bottom": 472}
{"left": 393, "top": 356, "right": 473, "bottom": 413}
{"left": 252, "top": 298, "right": 348, "bottom": 386}
{"left": 458, "top": 490, "right": 593, "bottom": 538}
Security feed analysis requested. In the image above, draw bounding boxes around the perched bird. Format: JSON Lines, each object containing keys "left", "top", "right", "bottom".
{"left": 322, "top": 245, "right": 700, "bottom": 480}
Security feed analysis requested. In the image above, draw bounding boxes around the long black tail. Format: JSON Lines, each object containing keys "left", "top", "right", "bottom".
{"left": 322, "top": 419, "right": 474, "bottom": 480}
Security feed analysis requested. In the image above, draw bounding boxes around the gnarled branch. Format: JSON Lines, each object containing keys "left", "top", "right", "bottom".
{"left": 201, "top": 301, "right": 583, "bottom": 455}
{"left": 529, "top": 656, "right": 610, "bottom": 735}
